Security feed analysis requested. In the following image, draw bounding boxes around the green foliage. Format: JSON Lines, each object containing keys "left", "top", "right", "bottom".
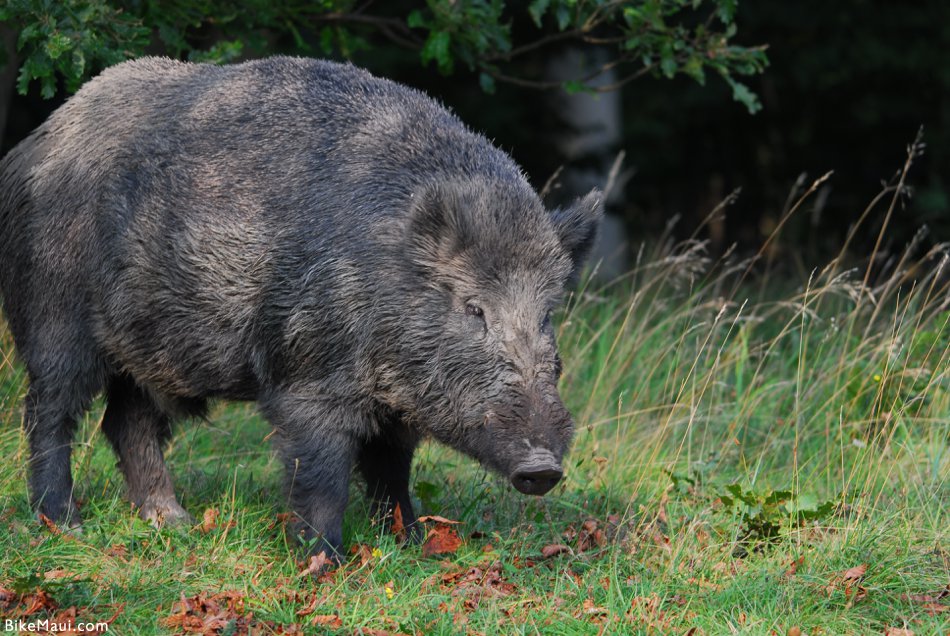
{"left": 717, "top": 483, "right": 838, "bottom": 544}
{"left": 0, "top": 0, "right": 768, "bottom": 113}
{"left": 409, "top": 0, "right": 509, "bottom": 76}
{"left": 0, "top": 0, "right": 149, "bottom": 97}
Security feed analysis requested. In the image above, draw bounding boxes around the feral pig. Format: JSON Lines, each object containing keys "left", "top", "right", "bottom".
{"left": 0, "top": 56, "right": 602, "bottom": 558}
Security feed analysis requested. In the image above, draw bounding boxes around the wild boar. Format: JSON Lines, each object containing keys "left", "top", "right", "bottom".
{"left": 0, "top": 56, "right": 602, "bottom": 558}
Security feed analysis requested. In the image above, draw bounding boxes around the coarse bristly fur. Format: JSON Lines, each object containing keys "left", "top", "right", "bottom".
{"left": 0, "top": 56, "right": 602, "bottom": 558}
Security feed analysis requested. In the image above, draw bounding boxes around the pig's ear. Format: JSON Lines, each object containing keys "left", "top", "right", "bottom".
{"left": 405, "top": 183, "right": 473, "bottom": 268}
{"left": 551, "top": 189, "right": 604, "bottom": 279}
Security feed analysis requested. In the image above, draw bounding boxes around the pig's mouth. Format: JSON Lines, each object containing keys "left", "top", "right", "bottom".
{"left": 509, "top": 448, "right": 563, "bottom": 496}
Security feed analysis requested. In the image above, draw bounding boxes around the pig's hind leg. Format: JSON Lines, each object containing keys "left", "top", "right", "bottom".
{"left": 101, "top": 376, "right": 192, "bottom": 526}
{"left": 23, "top": 370, "right": 101, "bottom": 528}
{"left": 357, "top": 420, "right": 421, "bottom": 543}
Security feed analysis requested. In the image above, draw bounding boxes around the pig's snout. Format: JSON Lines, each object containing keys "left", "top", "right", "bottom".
{"left": 510, "top": 449, "right": 562, "bottom": 496}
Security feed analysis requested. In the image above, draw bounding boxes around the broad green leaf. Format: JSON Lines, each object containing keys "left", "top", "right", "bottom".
{"left": 725, "top": 76, "right": 763, "bottom": 114}
{"left": 528, "top": 0, "right": 551, "bottom": 27}
{"left": 45, "top": 32, "right": 72, "bottom": 60}
{"left": 407, "top": 9, "right": 426, "bottom": 29}
{"left": 421, "top": 30, "right": 453, "bottom": 74}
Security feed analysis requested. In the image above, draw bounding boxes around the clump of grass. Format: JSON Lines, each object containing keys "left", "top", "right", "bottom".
{"left": 1, "top": 138, "right": 947, "bottom": 634}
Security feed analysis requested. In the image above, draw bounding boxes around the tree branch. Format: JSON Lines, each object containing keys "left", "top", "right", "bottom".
{"left": 314, "top": 11, "right": 424, "bottom": 50}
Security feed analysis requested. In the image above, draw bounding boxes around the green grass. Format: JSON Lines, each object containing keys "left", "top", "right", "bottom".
{"left": 1, "top": 174, "right": 948, "bottom": 634}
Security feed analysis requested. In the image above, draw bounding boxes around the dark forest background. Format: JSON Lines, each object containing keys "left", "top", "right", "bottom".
{"left": 2, "top": 1, "right": 947, "bottom": 267}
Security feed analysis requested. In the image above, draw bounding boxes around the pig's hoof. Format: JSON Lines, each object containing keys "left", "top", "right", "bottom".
{"left": 139, "top": 498, "right": 193, "bottom": 528}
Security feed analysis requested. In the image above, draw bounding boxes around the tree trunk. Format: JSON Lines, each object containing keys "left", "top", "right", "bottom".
{"left": 545, "top": 47, "right": 629, "bottom": 281}
{"left": 0, "top": 24, "right": 19, "bottom": 152}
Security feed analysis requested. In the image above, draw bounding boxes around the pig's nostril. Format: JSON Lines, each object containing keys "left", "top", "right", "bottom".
{"left": 511, "top": 467, "right": 562, "bottom": 496}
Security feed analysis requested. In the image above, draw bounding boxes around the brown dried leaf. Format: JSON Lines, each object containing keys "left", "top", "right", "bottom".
{"left": 418, "top": 515, "right": 461, "bottom": 525}
{"left": 163, "top": 591, "right": 249, "bottom": 634}
{"left": 541, "top": 544, "right": 571, "bottom": 559}
{"left": 825, "top": 563, "right": 869, "bottom": 599}
{"left": 577, "top": 519, "right": 608, "bottom": 552}
{"left": 269, "top": 512, "right": 298, "bottom": 531}
{"left": 579, "top": 598, "right": 608, "bottom": 616}
{"left": 298, "top": 552, "right": 335, "bottom": 577}
{"left": 422, "top": 524, "right": 463, "bottom": 558}
{"left": 350, "top": 542, "right": 374, "bottom": 568}
{"left": 295, "top": 593, "right": 324, "bottom": 617}
{"left": 687, "top": 577, "right": 723, "bottom": 591}
{"left": 38, "top": 513, "right": 62, "bottom": 535}
{"left": 883, "top": 628, "right": 914, "bottom": 636}
{"left": 785, "top": 556, "right": 804, "bottom": 577}
{"left": 900, "top": 583, "right": 949, "bottom": 604}
{"left": 310, "top": 613, "right": 343, "bottom": 628}
{"left": 200, "top": 508, "right": 219, "bottom": 534}
{"left": 43, "top": 568, "right": 74, "bottom": 581}
{"left": 391, "top": 503, "right": 406, "bottom": 542}
{"left": 105, "top": 544, "right": 129, "bottom": 560}
{"left": 18, "top": 588, "right": 58, "bottom": 616}
{"left": 842, "top": 564, "right": 868, "bottom": 581}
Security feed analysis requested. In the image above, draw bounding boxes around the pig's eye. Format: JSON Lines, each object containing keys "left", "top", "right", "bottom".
{"left": 541, "top": 310, "right": 552, "bottom": 331}
{"left": 465, "top": 303, "right": 484, "bottom": 319}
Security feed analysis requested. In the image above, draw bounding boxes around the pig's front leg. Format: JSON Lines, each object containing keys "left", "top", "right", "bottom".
{"left": 358, "top": 418, "right": 420, "bottom": 543}
{"left": 262, "top": 393, "right": 358, "bottom": 561}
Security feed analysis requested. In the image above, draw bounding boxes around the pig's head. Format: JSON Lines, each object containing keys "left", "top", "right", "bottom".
{"left": 392, "top": 178, "right": 602, "bottom": 496}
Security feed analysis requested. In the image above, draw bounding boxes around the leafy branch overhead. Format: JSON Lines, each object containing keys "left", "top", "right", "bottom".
{"left": 0, "top": 0, "right": 768, "bottom": 112}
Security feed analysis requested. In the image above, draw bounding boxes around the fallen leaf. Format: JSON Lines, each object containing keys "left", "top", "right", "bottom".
{"left": 900, "top": 583, "right": 949, "bottom": 605}
{"left": 785, "top": 556, "right": 804, "bottom": 577}
{"left": 16, "top": 588, "right": 58, "bottom": 616}
{"left": 883, "top": 628, "right": 914, "bottom": 636}
{"left": 418, "top": 515, "right": 461, "bottom": 524}
{"left": 541, "top": 544, "right": 571, "bottom": 559}
{"left": 566, "top": 519, "right": 607, "bottom": 553}
{"left": 350, "top": 543, "right": 374, "bottom": 567}
{"left": 269, "top": 512, "right": 298, "bottom": 531}
{"left": 199, "top": 508, "right": 219, "bottom": 533}
{"left": 163, "top": 590, "right": 250, "bottom": 634}
{"left": 299, "top": 552, "right": 335, "bottom": 577}
{"left": 311, "top": 613, "right": 343, "bottom": 628}
{"left": 43, "top": 569, "right": 74, "bottom": 581}
{"left": 451, "top": 563, "right": 518, "bottom": 611}
{"left": 295, "top": 593, "right": 326, "bottom": 617}
{"left": 38, "top": 513, "right": 62, "bottom": 535}
{"left": 422, "top": 524, "right": 462, "bottom": 558}
{"left": 825, "top": 563, "right": 869, "bottom": 602}
{"left": 580, "top": 598, "right": 608, "bottom": 616}
{"left": 687, "top": 576, "right": 723, "bottom": 591}
{"left": 105, "top": 544, "right": 129, "bottom": 560}
{"left": 391, "top": 503, "right": 406, "bottom": 542}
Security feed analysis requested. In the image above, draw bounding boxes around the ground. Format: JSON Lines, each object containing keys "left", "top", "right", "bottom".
{"left": 1, "top": 200, "right": 948, "bottom": 635}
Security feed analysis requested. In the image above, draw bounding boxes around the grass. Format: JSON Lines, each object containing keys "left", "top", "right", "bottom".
{"left": 1, "top": 155, "right": 948, "bottom": 634}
